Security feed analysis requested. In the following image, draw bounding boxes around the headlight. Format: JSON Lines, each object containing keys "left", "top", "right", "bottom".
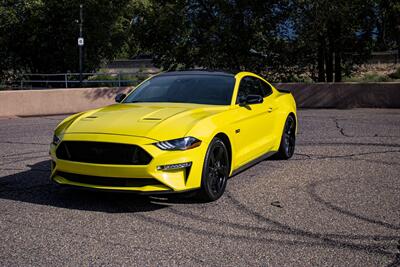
{"left": 154, "top": 137, "right": 201, "bottom": 151}
{"left": 52, "top": 134, "right": 61, "bottom": 146}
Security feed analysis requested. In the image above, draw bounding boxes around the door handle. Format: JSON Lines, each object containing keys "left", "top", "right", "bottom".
{"left": 267, "top": 107, "right": 273, "bottom": 113}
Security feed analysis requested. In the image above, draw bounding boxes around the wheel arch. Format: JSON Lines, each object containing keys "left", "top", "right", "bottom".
{"left": 272, "top": 110, "right": 297, "bottom": 151}
{"left": 288, "top": 112, "right": 297, "bottom": 133}
{"left": 214, "top": 132, "right": 232, "bottom": 173}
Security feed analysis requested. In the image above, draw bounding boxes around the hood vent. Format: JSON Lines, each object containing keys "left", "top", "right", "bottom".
{"left": 142, "top": 118, "right": 162, "bottom": 121}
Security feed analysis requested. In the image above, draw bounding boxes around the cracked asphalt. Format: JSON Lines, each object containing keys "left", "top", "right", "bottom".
{"left": 0, "top": 109, "right": 399, "bottom": 266}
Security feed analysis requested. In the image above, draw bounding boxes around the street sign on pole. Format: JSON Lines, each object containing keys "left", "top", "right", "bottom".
{"left": 78, "top": 4, "right": 83, "bottom": 87}
{"left": 78, "top": 37, "right": 84, "bottom": 46}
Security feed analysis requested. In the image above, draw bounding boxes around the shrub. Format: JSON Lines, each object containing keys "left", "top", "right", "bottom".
{"left": 388, "top": 67, "right": 400, "bottom": 79}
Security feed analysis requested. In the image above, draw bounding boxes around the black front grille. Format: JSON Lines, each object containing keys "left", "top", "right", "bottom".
{"left": 56, "top": 141, "right": 152, "bottom": 165}
{"left": 57, "top": 171, "right": 163, "bottom": 187}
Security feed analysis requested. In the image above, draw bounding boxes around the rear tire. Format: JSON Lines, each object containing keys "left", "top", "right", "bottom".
{"left": 274, "top": 115, "right": 296, "bottom": 160}
{"left": 197, "top": 137, "right": 230, "bottom": 202}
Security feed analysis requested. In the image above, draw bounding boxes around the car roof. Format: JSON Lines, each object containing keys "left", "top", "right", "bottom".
{"left": 157, "top": 70, "right": 236, "bottom": 77}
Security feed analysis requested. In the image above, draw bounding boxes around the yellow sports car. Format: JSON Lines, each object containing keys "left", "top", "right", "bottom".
{"left": 50, "top": 70, "right": 297, "bottom": 201}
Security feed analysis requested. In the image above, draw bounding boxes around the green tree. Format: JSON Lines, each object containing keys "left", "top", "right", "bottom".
{"left": 375, "top": 0, "right": 400, "bottom": 57}
{"left": 2, "top": 0, "right": 396, "bottom": 84}
{"left": 0, "top": 0, "right": 44, "bottom": 81}
{"left": 129, "top": 0, "right": 293, "bottom": 80}
{"left": 0, "top": 0, "right": 131, "bottom": 81}
{"left": 292, "top": 0, "right": 376, "bottom": 82}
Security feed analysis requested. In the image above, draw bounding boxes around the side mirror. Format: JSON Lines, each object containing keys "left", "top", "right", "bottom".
{"left": 115, "top": 93, "right": 126, "bottom": 103}
{"left": 239, "top": 94, "right": 263, "bottom": 106}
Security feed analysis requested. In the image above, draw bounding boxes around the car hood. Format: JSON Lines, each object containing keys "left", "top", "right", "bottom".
{"left": 63, "top": 103, "right": 228, "bottom": 141}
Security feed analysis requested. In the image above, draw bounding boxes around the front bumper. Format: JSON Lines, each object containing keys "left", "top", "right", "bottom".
{"left": 50, "top": 133, "right": 207, "bottom": 193}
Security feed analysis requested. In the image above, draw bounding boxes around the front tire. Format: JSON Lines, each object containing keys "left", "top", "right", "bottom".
{"left": 197, "top": 137, "right": 230, "bottom": 202}
{"left": 275, "top": 115, "right": 296, "bottom": 160}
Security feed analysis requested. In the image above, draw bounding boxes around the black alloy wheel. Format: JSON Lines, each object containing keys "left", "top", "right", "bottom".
{"left": 275, "top": 115, "right": 296, "bottom": 159}
{"left": 197, "top": 137, "right": 230, "bottom": 201}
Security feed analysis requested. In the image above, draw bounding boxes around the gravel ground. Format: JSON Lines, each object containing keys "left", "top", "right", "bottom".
{"left": 0, "top": 109, "right": 399, "bottom": 266}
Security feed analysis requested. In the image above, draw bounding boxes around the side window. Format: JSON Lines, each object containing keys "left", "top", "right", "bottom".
{"left": 236, "top": 76, "right": 263, "bottom": 103}
{"left": 259, "top": 79, "right": 273, "bottom": 97}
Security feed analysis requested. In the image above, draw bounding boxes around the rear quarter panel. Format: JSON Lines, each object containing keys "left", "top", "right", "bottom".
{"left": 270, "top": 88, "right": 297, "bottom": 151}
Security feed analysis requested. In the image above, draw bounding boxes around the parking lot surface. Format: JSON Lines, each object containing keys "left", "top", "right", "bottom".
{"left": 0, "top": 109, "right": 399, "bottom": 266}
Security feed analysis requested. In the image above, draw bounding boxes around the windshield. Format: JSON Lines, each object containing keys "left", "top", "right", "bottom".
{"left": 123, "top": 74, "right": 235, "bottom": 105}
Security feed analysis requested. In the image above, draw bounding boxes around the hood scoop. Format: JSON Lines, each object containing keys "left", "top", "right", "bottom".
{"left": 142, "top": 118, "right": 162, "bottom": 121}
{"left": 81, "top": 115, "right": 98, "bottom": 121}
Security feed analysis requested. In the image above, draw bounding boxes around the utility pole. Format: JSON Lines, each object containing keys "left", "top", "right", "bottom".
{"left": 78, "top": 4, "right": 84, "bottom": 87}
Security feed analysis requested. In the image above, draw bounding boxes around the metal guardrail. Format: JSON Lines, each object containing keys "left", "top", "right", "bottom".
{"left": 10, "top": 72, "right": 158, "bottom": 89}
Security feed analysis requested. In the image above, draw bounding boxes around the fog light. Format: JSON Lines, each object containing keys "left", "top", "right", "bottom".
{"left": 157, "top": 162, "right": 192, "bottom": 171}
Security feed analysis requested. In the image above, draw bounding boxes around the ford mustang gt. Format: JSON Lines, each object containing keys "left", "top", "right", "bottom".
{"left": 50, "top": 70, "right": 297, "bottom": 201}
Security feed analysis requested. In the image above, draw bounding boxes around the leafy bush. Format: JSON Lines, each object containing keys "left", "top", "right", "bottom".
{"left": 388, "top": 67, "right": 400, "bottom": 79}
{"left": 344, "top": 72, "right": 392, "bottom": 82}
{"left": 363, "top": 73, "right": 392, "bottom": 82}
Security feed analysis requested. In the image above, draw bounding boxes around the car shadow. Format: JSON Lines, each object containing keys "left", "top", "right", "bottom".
{"left": 0, "top": 160, "right": 200, "bottom": 213}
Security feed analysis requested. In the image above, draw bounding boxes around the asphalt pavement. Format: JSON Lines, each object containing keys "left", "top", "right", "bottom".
{"left": 0, "top": 109, "right": 399, "bottom": 266}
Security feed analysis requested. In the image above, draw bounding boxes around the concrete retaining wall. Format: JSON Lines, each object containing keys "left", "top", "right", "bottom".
{"left": 0, "top": 83, "right": 399, "bottom": 117}
{"left": 0, "top": 87, "right": 131, "bottom": 117}
{"left": 274, "top": 82, "right": 400, "bottom": 109}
